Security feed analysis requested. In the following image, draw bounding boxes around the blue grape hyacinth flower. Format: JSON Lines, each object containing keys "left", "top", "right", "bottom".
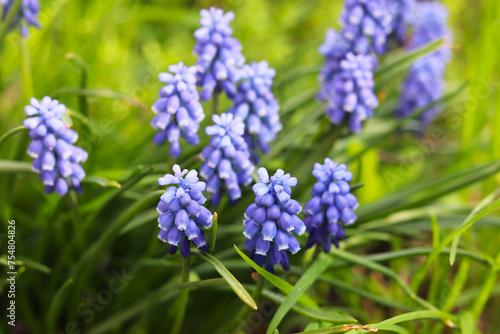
{"left": 243, "top": 168, "right": 305, "bottom": 273}
{"left": 151, "top": 62, "right": 205, "bottom": 158}
{"left": 318, "top": 37, "right": 379, "bottom": 132}
{"left": 304, "top": 158, "right": 359, "bottom": 253}
{"left": 339, "top": 0, "right": 393, "bottom": 55}
{"left": 157, "top": 165, "right": 214, "bottom": 257}
{"left": 200, "top": 113, "right": 254, "bottom": 206}
{"left": 395, "top": 1, "right": 452, "bottom": 130}
{"left": 1, "top": 0, "right": 40, "bottom": 37}
{"left": 228, "top": 61, "right": 281, "bottom": 162}
{"left": 193, "top": 7, "right": 245, "bottom": 102}
{"left": 24, "top": 97, "right": 88, "bottom": 196}
{"left": 384, "top": 0, "right": 413, "bottom": 48}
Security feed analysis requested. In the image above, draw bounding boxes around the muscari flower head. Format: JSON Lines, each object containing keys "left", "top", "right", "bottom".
{"left": 200, "top": 113, "right": 254, "bottom": 206}
{"left": 1, "top": 0, "right": 40, "bottom": 37}
{"left": 228, "top": 61, "right": 281, "bottom": 163}
{"left": 157, "top": 165, "right": 214, "bottom": 257}
{"left": 24, "top": 96, "right": 87, "bottom": 196}
{"left": 193, "top": 7, "right": 245, "bottom": 102}
{"left": 304, "top": 158, "right": 359, "bottom": 253}
{"left": 151, "top": 62, "right": 205, "bottom": 158}
{"left": 395, "top": 1, "right": 452, "bottom": 130}
{"left": 243, "top": 168, "right": 305, "bottom": 273}
{"left": 318, "top": 36, "right": 379, "bottom": 133}
{"left": 384, "top": 0, "right": 413, "bottom": 48}
{"left": 339, "top": 0, "right": 393, "bottom": 55}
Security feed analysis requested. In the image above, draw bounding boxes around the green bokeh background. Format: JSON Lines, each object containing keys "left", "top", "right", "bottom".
{"left": 1, "top": 0, "right": 499, "bottom": 333}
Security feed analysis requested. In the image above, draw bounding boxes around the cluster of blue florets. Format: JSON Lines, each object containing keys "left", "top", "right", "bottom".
{"left": 151, "top": 62, "right": 205, "bottom": 158}
{"left": 157, "top": 165, "right": 214, "bottom": 257}
{"left": 193, "top": 7, "right": 245, "bottom": 101}
{"left": 243, "top": 168, "right": 306, "bottom": 273}
{"left": 1, "top": 0, "right": 40, "bottom": 37}
{"left": 304, "top": 159, "right": 359, "bottom": 253}
{"left": 200, "top": 113, "right": 254, "bottom": 206}
{"left": 318, "top": 0, "right": 395, "bottom": 132}
{"left": 395, "top": 1, "right": 452, "bottom": 131}
{"left": 228, "top": 61, "right": 281, "bottom": 162}
{"left": 24, "top": 97, "right": 87, "bottom": 196}
{"left": 384, "top": 0, "right": 413, "bottom": 48}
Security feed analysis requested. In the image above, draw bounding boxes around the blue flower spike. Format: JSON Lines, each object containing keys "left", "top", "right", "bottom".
{"left": 385, "top": 0, "right": 413, "bottom": 48}
{"left": 1, "top": 0, "right": 40, "bottom": 37}
{"left": 318, "top": 38, "right": 379, "bottom": 133}
{"left": 151, "top": 62, "right": 205, "bottom": 158}
{"left": 193, "top": 7, "right": 245, "bottom": 101}
{"left": 339, "top": 0, "right": 393, "bottom": 55}
{"left": 228, "top": 61, "right": 281, "bottom": 162}
{"left": 395, "top": 1, "right": 452, "bottom": 131}
{"left": 243, "top": 167, "right": 305, "bottom": 273}
{"left": 304, "top": 158, "right": 359, "bottom": 253}
{"left": 24, "top": 96, "right": 88, "bottom": 196}
{"left": 157, "top": 164, "right": 214, "bottom": 257}
{"left": 200, "top": 113, "right": 254, "bottom": 206}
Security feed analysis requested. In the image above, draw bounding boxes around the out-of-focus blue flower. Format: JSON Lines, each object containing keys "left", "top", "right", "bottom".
{"left": 395, "top": 1, "right": 452, "bottom": 130}
{"left": 318, "top": 36, "right": 379, "bottom": 132}
{"left": 228, "top": 61, "right": 281, "bottom": 162}
{"left": 1, "top": 0, "right": 40, "bottom": 37}
{"left": 200, "top": 113, "right": 254, "bottom": 206}
{"left": 24, "top": 96, "right": 87, "bottom": 196}
{"left": 157, "top": 164, "right": 214, "bottom": 257}
{"left": 304, "top": 158, "right": 358, "bottom": 253}
{"left": 384, "top": 0, "right": 413, "bottom": 47}
{"left": 151, "top": 62, "right": 205, "bottom": 158}
{"left": 243, "top": 168, "right": 305, "bottom": 273}
{"left": 339, "top": 0, "right": 393, "bottom": 55}
{"left": 193, "top": 7, "right": 245, "bottom": 102}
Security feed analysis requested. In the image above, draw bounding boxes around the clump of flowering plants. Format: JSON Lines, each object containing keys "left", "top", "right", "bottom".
{"left": 2, "top": 2, "right": 500, "bottom": 334}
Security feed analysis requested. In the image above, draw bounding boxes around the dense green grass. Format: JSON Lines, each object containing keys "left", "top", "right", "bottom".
{"left": 1, "top": 0, "right": 499, "bottom": 333}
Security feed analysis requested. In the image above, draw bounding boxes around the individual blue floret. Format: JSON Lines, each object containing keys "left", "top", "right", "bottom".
{"left": 228, "top": 61, "right": 281, "bottom": 162}
{"left": 157, "top": 165, "right": 214, "bottom": 257}
{"left": 339, "top": 0, "right": 393, "bottom": 55}
{"left": 318, "top": 37, "right": 379, "bottom": 132}
{"left": 243, "top": 168, "right": 305, "bottom": 273}
{"left": 1, "top": 0, "right": 40, "bottom": 37}
{"left": 200, "top": 113, "right": 254, "bottom": 206}
{"left": 151, "top": 62, "right": 205, "bottom": 158}
{"left": 193, "top": 7, "right": 245, "bottom": 102}
{"left": 304, "top": 158, "right": 359, "bottom": 253}
{"left": 24, "top": 96, "right": 87, "bottom": 196}
{"left": 395, "top": 1, "right": 452, "bottom": 130}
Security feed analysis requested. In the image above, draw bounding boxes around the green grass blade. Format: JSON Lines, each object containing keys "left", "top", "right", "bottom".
{"left": 267, "top": 253, "right": 335, "bottom": 334}
{"left": 46, "top": 278, "right": 74, "bottom": 332}
{"left": 193, "top": 249, "right": 257, "bottom": 310}
{"left": 411, "top": 196, "right": 500, "bottom": 292}
{"left": 0, "top": 126, "right": 26, "bottom": 151}
{"left": 234, "top": 244, "right": 318, "bottom": 308}
{"left": 81, "top": 176, "right": 121, "bottom": 188}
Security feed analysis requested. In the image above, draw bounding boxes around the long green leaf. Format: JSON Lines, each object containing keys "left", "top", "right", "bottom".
{"left": 267, "top": 254, "right": 337, "bottom": 334}
{"left": 411, "top": 196, "right": 500, "bottom": 292}
{"left": 81, "top": 176, "right": 121, "bottom": 188}
{"left": 0, "top": 126, "right": 26, "bottom": 150}
{"left": 46, "top": 278, "right": 74, "bottom": 332}
{"left": 234, "top": 245, "right": 318, "bottom": 308}
{"left": 193, "top": 249, "right": 257, "bottom": 310}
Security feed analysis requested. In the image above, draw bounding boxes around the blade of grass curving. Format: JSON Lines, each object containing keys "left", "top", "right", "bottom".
{"left": 65, "top": 53, "right": 89, "bottom": 116}
{"left": 411, "top": 197, "right": 500, "bottom": 292}
{"left": 274, "top": 64, "right": 321, "bottom": 89}
{"left": 449, "top": 189, "right": 500, "bottom": 265}
{"left": 207, "top": 212, "right": 218, "bottom": 253}
{"left": 234, "top": 245, "right": 318, "bottom": 308}
{"left": 0, "top": 126, "right": 26, "bottom": 151}
{"left": 16, "top": 256, "right": 51, "bottom": 274}
{"left": 443, "top": 259, "right": 470, "bottom": 313}
{"left": 345, "top": 310, "right": 457, "bottom": 334}
{"left": 46, "top": 278, "right": 74, "bottom": 333}
{"left": 267, "top": 253, "right": 335, "bottom": 334}
{"left": 330, "top": 248, "right": 439, "bottom": 312}
{"left": 470, "top": 249, "right": 500, "bottom": 320}
{"left": 81, "top": 176, "right": 121, "bottom": 188}
{"left": 193, "top": 249, "right": 257, "bottom": 310}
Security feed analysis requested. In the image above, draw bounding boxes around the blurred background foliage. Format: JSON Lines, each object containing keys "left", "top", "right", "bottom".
{"left": 1, "top": 0, "right": 500, "bottom": 333}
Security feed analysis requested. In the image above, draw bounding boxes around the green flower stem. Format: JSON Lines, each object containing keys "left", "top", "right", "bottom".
{"left": 0, "top": 0, "right": 21, "bottom": 51}
{"left": 170, "top": 254, "right": 191, "bottom": 334}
